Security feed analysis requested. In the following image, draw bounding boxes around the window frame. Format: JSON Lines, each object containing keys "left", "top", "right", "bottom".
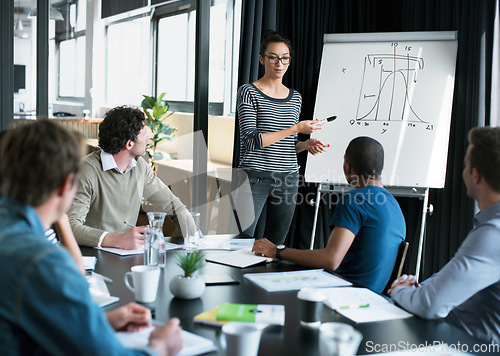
{"left": 53, "top": 0, "right": 86, "bottom": 103}
{"left": 152, "top": 0, "right": 239, "bottom": 116}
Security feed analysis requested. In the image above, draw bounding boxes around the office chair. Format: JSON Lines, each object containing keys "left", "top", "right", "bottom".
{"left": 383, "top": 241, "right": 409, "bottom": 295}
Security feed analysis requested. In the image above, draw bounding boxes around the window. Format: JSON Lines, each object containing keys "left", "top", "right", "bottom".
{"left": 52, "top": 0, "right": 87, "bottom": 100}
{"left": 59, "top": 36, "right": 85, "bottom": 97}
{"left": 104, "top": 0, "right": 241, "bottom": 115}
{"left": 105, "top": 16, "right": 150, "bottom": 107}
{"left": 155, "top": 0, "right": 240, "bottom": 115}
{"left": 157, "top": 12, "right": 194, "bottom": 102}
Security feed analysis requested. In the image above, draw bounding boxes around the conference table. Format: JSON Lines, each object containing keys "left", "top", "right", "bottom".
{"left": 81, "top": 242, "right": 495, "bottom": 355}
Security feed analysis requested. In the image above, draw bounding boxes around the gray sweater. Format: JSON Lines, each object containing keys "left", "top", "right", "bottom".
{"left": 68, "top": 150, "right": 189, "bottom": 247}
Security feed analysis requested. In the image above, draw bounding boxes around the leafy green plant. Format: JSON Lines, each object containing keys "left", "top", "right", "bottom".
{"left": 140, "top": 92, "right": 177, "bottom": 168}
{"left": 175, "top": 250, "right": 206, "bottom": 278}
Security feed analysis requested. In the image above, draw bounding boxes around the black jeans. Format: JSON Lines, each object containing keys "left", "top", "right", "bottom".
{"left": 232, "top": 170, "right": 299, "bottom": 245}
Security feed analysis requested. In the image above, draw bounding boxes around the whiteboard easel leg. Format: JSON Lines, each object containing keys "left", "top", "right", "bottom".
{"left": 415, "top": 188, "right": 430, "bottom": 280}
{"left": 310, "top": 185, "right": 322, "bottom": 250}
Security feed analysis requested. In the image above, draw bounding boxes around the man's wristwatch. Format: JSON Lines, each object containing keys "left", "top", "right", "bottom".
{"left": 276, "top": 245, "right": 286, "bottom": 260}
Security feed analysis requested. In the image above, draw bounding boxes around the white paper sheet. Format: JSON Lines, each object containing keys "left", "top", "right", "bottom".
{"left": 322, "top": 287, "right": 413, "bottom": 323}
{"left": 86, "top": 272, "right": 119, "bottom": 307}
{"left": 198, "top": 237, "right": 255, "bottom": 250}
{"left": 337, "top": 302, "right": 412, "bottom": 323}
{"left": 206, "top": 248, "right": 274, "bottom": 268}
{"left": 96, "top": 242, "right": 181, "bottom": 256}
{"left": 244, "top": 269, "right": 352, "bottom": 292}
{"left": 83, "top": 256, "right": 97, "bottom": 270}
{"left": 115, "top": 326, "right": 216, "bottom": 356}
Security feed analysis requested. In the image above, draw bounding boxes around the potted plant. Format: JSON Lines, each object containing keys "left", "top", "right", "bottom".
{"left": 169, "top": 250, "right": 206, "bottom": 300}
{"left": 140, "top": 92, "right": 177, "bottom": 171}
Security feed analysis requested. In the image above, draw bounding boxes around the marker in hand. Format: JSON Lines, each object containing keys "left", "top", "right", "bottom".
{"left": 314, "top": 115, "right": 337, "bottom": 126}
{"left": 322, "top": 144, "right": 330, "bottom": 148}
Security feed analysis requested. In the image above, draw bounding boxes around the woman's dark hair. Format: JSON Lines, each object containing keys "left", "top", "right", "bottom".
{"left": 98, "top": 106, "right": 145, "bottom": 154}
{"left": 259, "top": 29, "right": 294, "bottom": 57}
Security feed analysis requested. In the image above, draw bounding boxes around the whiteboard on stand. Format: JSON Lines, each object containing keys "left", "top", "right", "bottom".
{"left": 305, "top": 31, "right": 458, "bottom": 188}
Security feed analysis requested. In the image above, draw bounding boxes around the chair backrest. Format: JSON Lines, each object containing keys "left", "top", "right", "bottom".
{"left": 383, "top": 241, "right": 409, "bottom": 295}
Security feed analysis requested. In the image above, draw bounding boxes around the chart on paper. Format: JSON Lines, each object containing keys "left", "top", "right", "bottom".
{"left": 306, "top": 32, "right": 458, "bottom": 188}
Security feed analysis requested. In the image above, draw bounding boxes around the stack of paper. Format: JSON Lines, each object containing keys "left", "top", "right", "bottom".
{"left": 322, "top": 287, "right": 413, "bottom": 323}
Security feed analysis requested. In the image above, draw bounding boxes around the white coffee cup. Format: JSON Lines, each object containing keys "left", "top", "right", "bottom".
{"left": 222, "top": 322, "right": 263, "bottom": 356}
{"left": 124, "top": 265, "right": 161, "bottom": 303}
{"left": 319, "top": 322, "right": 363, "bottom": 356}
{"left": 297, "top": 287, "right": 326, "bottom": 327}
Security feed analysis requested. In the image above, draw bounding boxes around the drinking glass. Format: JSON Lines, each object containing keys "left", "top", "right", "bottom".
{"left": 185, "top": 212, "right": 201, "bottom": 252}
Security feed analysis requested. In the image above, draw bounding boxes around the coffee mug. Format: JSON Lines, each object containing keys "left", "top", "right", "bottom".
{"left": 297, "top": 287, "right": 326, "bottom": 327}
{"left": 222, "top": 322, "right": 263, "bottom": 356}
{"left": 319, "top": 322, "right": 363, "bottom": 356}
{"left": 124, "top": 265, "right": 161, "bottom": 303}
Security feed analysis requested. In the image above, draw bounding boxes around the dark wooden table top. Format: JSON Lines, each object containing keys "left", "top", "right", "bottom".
{"left": 81, "top": 245, "right": 493, "bottom": 355}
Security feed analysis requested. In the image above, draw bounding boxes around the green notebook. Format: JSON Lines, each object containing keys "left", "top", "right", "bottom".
{"left": 215, "top": 303, "right": 285, "bottom": 325}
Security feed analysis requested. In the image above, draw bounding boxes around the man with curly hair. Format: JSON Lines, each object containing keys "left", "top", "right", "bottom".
{"left": 68, "top": 106, "right": 190, "bottom": 249}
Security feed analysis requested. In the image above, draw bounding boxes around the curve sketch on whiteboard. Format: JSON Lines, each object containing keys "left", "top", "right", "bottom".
{"left": 352, "top": 42, "right": 430, "bottom": 127}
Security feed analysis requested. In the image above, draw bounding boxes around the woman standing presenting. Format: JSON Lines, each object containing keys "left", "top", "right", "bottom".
{"left": 234, "top": 30, "right": 326, "bottom": 245}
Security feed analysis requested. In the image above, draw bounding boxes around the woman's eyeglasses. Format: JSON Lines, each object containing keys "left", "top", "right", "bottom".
{"left": 264, "top": 55, "right": 291, "bottom": 65}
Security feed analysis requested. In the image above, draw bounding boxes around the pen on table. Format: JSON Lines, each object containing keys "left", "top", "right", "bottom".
{"left": 91, "top": 272, "right": 113, "bottom": 284}
{"left": 314, "top": 115, "right": 337, "bottom": 126}
{"left": 339, "top": 303, "right": 370, "bottom": 310}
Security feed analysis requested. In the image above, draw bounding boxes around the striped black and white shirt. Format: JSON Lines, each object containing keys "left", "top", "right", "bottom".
{"left": 237, "top": 83, "right": 302, "bottom": 173}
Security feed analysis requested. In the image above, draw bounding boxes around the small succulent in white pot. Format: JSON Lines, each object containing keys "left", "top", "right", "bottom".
{"left": 169, "top": 250, "right": 206, "bottom": 300}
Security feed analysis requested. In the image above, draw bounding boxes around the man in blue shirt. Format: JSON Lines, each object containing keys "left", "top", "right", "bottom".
{"left": 253, "top": 137, "right": 406, "bottom": 293}
{"left": 0, "top": 120, "right": 182, "bottom": 355}
{"left": 389, "top": 127, "right": 500, "bottom": 344}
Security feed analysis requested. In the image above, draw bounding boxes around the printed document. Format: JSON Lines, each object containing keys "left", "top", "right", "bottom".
{"left": 322, "top": 287, "right": 412, "bottom": 323}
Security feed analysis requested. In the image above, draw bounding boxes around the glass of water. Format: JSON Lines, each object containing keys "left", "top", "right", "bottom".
{"left": 185, "top": 211, "right": 201, "bottom": 252}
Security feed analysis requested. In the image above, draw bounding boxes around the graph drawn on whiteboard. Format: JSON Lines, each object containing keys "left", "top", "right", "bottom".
{"left": 355, "top": 43, "right": 428, "bottom": 126}
{"left": 305, "top": 32, "right": 458, "bottom": 188}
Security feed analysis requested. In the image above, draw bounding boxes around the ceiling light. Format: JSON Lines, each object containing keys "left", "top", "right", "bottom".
{"left": 28, "top": 5, "right": 64, "bottom": 21}
{"left": 14, "top": 18, "right": 30, "bottom": 39}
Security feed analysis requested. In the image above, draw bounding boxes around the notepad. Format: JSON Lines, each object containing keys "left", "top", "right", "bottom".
{"left": 115, "top": 327, "right": 216, "bottom": 356}
{"left": 322, "top": 287, "right": 413, "bottom": 323}
{"left": 83, "top": 256, "right": 97, "bottom": 270}
{"left": 206, "top": 248, "right": 275, "bottom": 268}
{"left": 194, "top": 303, "right": 285, "bottom": 327}
{"left": 87, "top": 272, "right": 119, "bottom": 307}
